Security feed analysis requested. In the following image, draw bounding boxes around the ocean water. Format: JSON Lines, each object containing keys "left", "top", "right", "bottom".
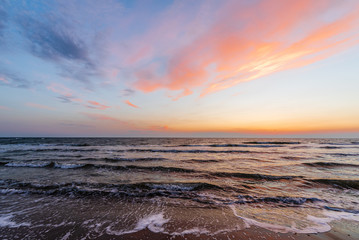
{"left": 0, "top": 138, "right": 359, "bottom": 239}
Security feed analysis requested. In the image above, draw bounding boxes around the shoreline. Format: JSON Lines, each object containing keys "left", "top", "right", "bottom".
{"left": 114, "top": 220, "right": 359, "bottom": 240}
{"left": 2, "top": 218, "right": 357, "bottom": 239}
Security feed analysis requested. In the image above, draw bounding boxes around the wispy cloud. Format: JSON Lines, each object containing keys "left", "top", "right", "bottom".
{"left": 120, "top": 88, "right": 135, "bottom": 97}
{"left": 0, "top": 76, "right": 9, "bottom": 84}
{"left": 0, "top": 70, "right": 34, "bottom": 89}
{"left": 86, "top": 101, "right": 110, "bottom": 110}
{"left": 26, "top": 102, "right": 55, "bottom": 111}
{"left": 47, "top": 82, "right": 82, "bottom": 104}
{"left": 10, "top": 0, "right": 123, "bottom": 86}
{"left": 124, "top": 100, "right": 140, "bottom": 109}
{"left": 18, "top": 17, "right": 89, "bottom": 63}
{"left": 3, "top": 0, "right": 358, "bottom": 100}
{"left": 132, "top": 0, "right": 359, "bottom": 98}
{"left": 0, "top": 105, "right": 9, "bottom": 110}
{"left": 47, "top": 82, "right": 73, "bottom": 97}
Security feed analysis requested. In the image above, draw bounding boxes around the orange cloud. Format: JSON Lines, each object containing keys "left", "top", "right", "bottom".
{"left": 86, "top": 101, "right": 110, "bottom": 110}
{"left": 26, "top": 102, "right": 55, "bottom": 111}
{"left": 125, "top": 100, "right": 140, "bottom": 108}
{"left": 133, "top": 0, "right": 359, "bottom": 98}
{"left": 147, "top": 125, "right": 169, "bottom": 132}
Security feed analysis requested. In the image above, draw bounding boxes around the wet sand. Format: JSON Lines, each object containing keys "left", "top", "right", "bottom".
{"left": 119, "top": 221, "right": 359, "bottom": 240}
{"left": 1, "top": 194, "right": 358, "bottom": 239}
{"left": 4, "top": 222, "right": 358, "bottom": 240}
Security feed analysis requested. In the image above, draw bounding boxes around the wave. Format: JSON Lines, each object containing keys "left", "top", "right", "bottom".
{"left": 281, "top": 156, "right": 308, "bottom": 160}
{"left": 319, "top": 146, "right": 343, "bottom": 149}
{"left": 236, "top": 194, "right": 322, "bottom": 205}
{"left": 320, "top": 142, "right": 359, "bottom": 146}
{"left": 1, "top": 161, "right": 299, "bottom": 182}
{"left": 290, "top": 146, "right": 311, "bottom": 149}
{"left": 178, "top": 144, "right": 283, "bottom": 148}
{"left": 324, "top": 206, "right": 359, "bottom": 214}
{"left": 243, "top": 141, "right": 300, "bottom": 145}
{"left": 103, "top": 157, "right": 166, "bottom": 162}
{"left": 79, "top": 157, "right": 167, "bottom": 162}
{"left": 210, "top": 171, "right": 298, "bottom": 180}
{"left": 311, "top": 179, "right": 359, "bottom": 190}
{"left": 4, "top": 148, "right": 100, "bottom": 153}
{"left": 124, "top": 149, "right": 253, "bottom": 153}
{"left": 3, "top": 148, "right": 256, "bottom": 154}
{"left": 2, "top": 161, "right": 198, "bottom": 173}
{"left": 70, "top": 143, "right": 92, "bottom": 147}
{"left": 183, "top": 159, "right": 220, "bottom": 163}
{"left": 5, "top": 162, "right": 55, "bottom": 168}
{"left": 0, "top": 179, "right": 325, "bottom": 208}
{"left": 328, "top": 153, "right": 359, "bottom": 157}
{"left": 303, "top": 162, "right": 359, "bottom": 168}
{"left": 0, "top": 180, "right": 224, "bottom": 198}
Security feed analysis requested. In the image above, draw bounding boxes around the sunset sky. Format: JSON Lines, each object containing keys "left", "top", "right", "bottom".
{"left": 1, "top": 0, "right": 359, "bottom": 137}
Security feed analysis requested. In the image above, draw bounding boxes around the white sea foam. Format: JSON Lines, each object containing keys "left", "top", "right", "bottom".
{"left": 229, "top": 205, "right": 359, "bottom": 234}
{"left": 0, "top": 189, "right": 25, "bottom": 194}
{"left": 55, "top": 163, "right": 84, "bottom": 169}
{"left": 106, "top": 213, "right": 170, "bottom": 236}
{"left": 60, "top": 231, "right": 72, "bottom": 240}
{"left": 172, "top": 227, "right": 210, "bottom": 236}
{"left": 0, "top": 214, "right": 31, "bottom": 228}
{"left": 5, "top": 162, "right": 49, "bottom": 168}
{"left": 134, "top": 213, "right": 169, "bottom": 232}
{"left": 150, "top": 184, "right": 195, "bottom": 191}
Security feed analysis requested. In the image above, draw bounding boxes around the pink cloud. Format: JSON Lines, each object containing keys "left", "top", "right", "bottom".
{"left": 132, "top": 0, "right": 359, "bottom": 98}
{"left": 47, "top": 83, "right": 73, "bottom": 97}
{"left": 125, "top": 100, "right": 140, "bottom": 108}
{"left": 86, "top": 101, "right": 110, "bottom": 110}
{"left": 0, "top": 105, "right": 9, "bottom": 110}
{"left": 47, "top": 82, "right": 84, "bottom": 104}
{"left": 0, "top": 76, "right": 10, "bottom": 84}
{"left": 26, "top": 102, "right": 55, "bottom": 111}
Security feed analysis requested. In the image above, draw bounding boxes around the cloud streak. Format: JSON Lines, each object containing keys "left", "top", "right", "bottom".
{"left": 0, "top": 70, "right": 34, "bottom": 89}
{"left": 47, "top": 82, "right": 82, "bottom": 104}
{"left": 133, "top": 0, "right": 359, "bottom": 97}
{"left": 125, "top": 100, "right": 140, "bottom": 109}
{"left": 18, "top": 17, "right": 89, "bottom": 63}
{"left": 86, "top": 101, "right": 110, "bottom": 110}
{"left": 26, "top": 102, "right": 55, "bottom": 111}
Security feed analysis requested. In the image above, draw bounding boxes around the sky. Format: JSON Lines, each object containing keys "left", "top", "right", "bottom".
{"left": 0, "top": 0, "right": 359, "bottom": 137}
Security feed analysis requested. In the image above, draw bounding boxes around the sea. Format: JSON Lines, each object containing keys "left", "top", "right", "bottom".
{"left": 0, "top": 138, "right": 358, "bottom": 239}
